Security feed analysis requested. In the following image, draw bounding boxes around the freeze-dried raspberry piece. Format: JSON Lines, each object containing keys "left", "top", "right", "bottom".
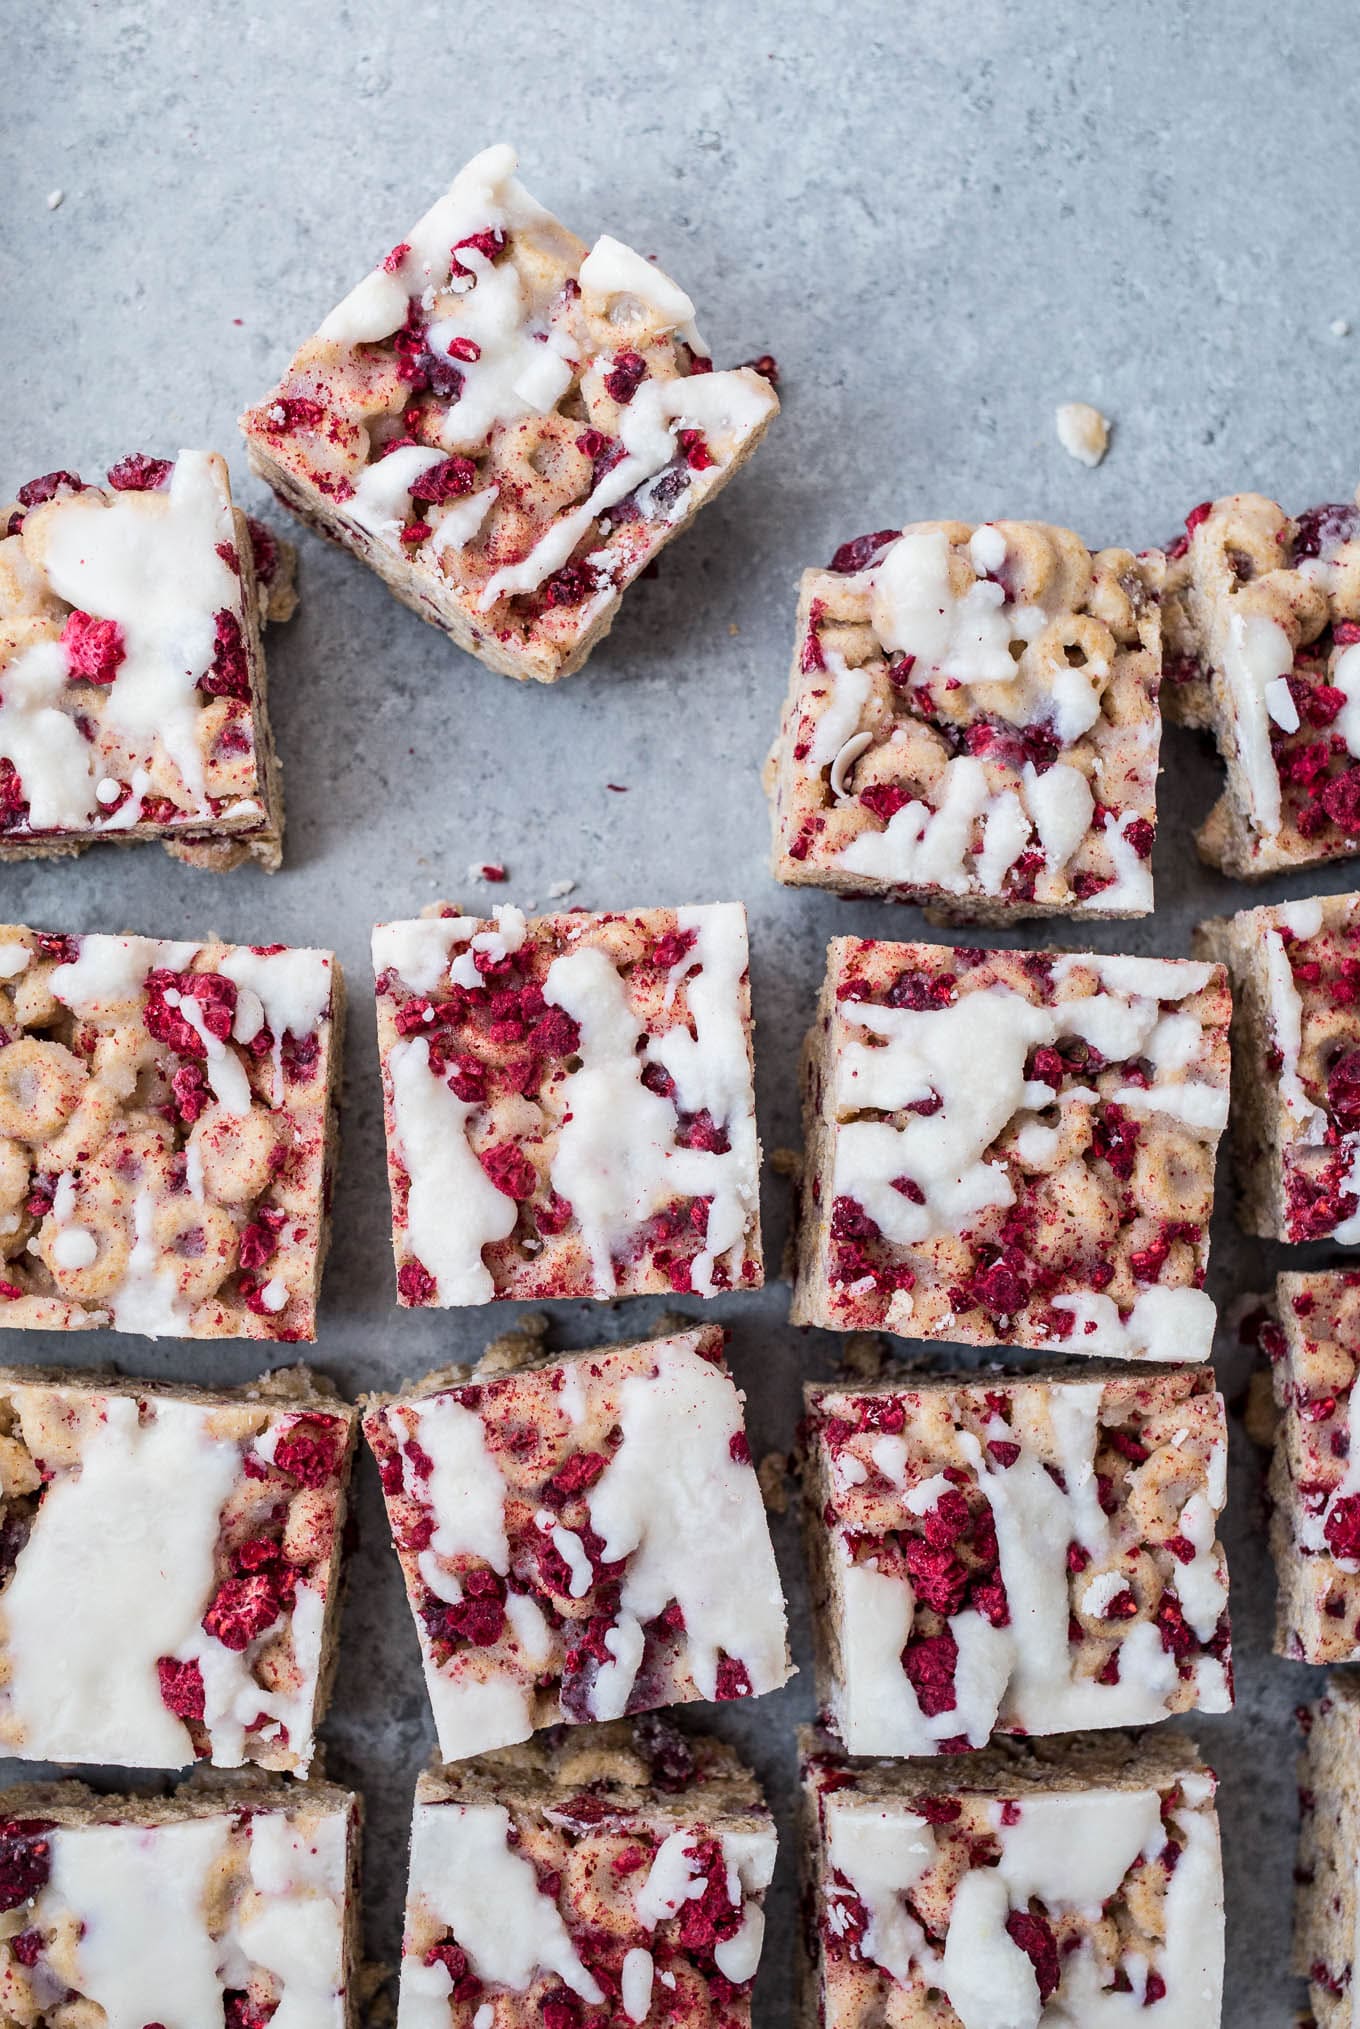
{"left": 157, "top": 1656, "right": 206, "bottom": 1721}
{"left": 106, "top": 452, "right": 173, "bottom": 491}
{"left": 479, "top": 1143, "right": 537, "bottom": 1200}
{"left": 273, "top": 1414, "right": 345, "bottom": 1490}
{"left": 0, "top": 1825, "right": 51, "bottom": 1910}
{"left": 203, "top": 1573, "right": 290, "bottom": 1652}
{"left": 409, "top": 457, "right": 478, "bottom": 504}
{"left": 828, "top": 529, "right": 898, "bottom": 574}
{"left": 1005, "top": 1909, "right": 1060, "bottom": 2002}
{"left": 61, "top": 609, "right": 125, "bottom": 683}
{"left": 16, "top": 471, "right": 83, "bottom": 507}
{"left": 199, "top": 610, "right": 251, "bottom": 700}
{"left": 902, "top": 1629, "right": 958, "bottom": 1716}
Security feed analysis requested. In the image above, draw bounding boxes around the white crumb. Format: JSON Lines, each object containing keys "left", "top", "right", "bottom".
{"left": 547, "top": 879, "right": 576, "bottom": 899}
{"left": 1055, "top": 401, "right": 1110, "bottom": 467}
{"left": 46, "top": 189, "right": 64, "bottom": 211}
{"left": 1332, "top": 318, "right": 1351, "bottom": 338}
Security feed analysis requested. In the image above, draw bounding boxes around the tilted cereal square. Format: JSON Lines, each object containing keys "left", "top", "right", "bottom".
{"left": 1258, "top": 1271, "right": 1360, "bottom": 1664}
{"left": 1296, "top": 1675, "right": 1360, "bottom": 2026}
{"left": 0, "top": 925, "right": 342, "bottom": 1340}
{"left": 802, "top": 1365, "right": 1230, "bottom": 1758}
{"left": 1162, "top": 490, "right": 1360, "bottom": 877}
{"left": 362, "top": 1324, "right": 790, "bottom": 1763}
{"left": 240, "top": 144, "right": 777, "bottom": 685}
{"left": 766, "top": 520, "right": 1162, "bottom": 919}
{"left": 0, "top": 1775, "right": 359, "bottom": 2025}
{"left": 372, "top": 903, "right": 761, "bottom": 1306}
{"left": 0, "top": 451, "right": 294, "bottom": 870}
{"left": 0, "top": 1367, "right": 356, "bottom": 1773}
{"left": 800, "top": 1729, "right": 1224, "bottom": 2026}
{"left": 1196, "top": 892, "right": 1360, "bottom": 1244}
{"left": 790, "top": 937, "right": 1230, "bottom": 1359}
{"left": 398, "top": 1720, "right": 774, "bottom": 2026}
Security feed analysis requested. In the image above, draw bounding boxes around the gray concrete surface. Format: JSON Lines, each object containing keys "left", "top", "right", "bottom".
{"left": 8, "top": 1, "right": 1360, "bottom": 2018}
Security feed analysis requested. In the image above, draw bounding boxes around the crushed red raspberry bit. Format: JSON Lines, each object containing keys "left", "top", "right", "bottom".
{"left": 410, "top": 456, "right": 478, "bottom": 505}
{"left": 828, "top": 529, "right": 899, "bottom": 575}
{"left": 156, "top": 1655, "right": 206, "bottom": 1721}
{"left": 266, "top": 396, "right": 325, "bottom": 433}
{"left": 61, "top": 610, "right": 125, "bottom": 684}
{"left": 106, "top": 452, "right": 173, "bottom": 491}
{"left": 604, "top": 350, "right": 648, "bottom": 404}
{"left": 16, "top": 471, "right": 84, "bottom": 508}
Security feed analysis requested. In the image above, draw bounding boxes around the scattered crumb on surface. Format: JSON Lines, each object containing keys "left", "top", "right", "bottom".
{"left": 729, "top": 623, "right": 740, "bottom": 636}
{"left": 1055, "top": 400, "right": 1110, "bottom": 467}
{"left": 758, "top": 1451, "right": 790, "bottom": 1514}
{"left": 1332, "top": 317, "right": 1351, "bottom": 337}
{"left": 468, "top": 860, "right": 507, "bottom": 883}
{"left": 547, "top": 878, "right": 576, "bottom": 899}
{"left": 46, "top": 189, "right": 63, "bottom": 210}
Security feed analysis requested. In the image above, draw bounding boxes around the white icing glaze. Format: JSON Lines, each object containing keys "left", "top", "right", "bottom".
{"left": 1332, "top": 641, "right": 1360, "bottom": 760}
{"left": 218, "top": 945, "right": 334, "bottom": 1108}
{"left": 388, "top": 1034, "right": 518, "bottom": 1305}
{"left": 50, "top": 932, "right": 200, "bottom": 1017}
{"left": 584, "top": 1337, "right": 787, "bottom": 1714}
{"left": 348, "top": 446, "right": 450, "bottom": 540}
{"left": 373, "top": 915, "right": 478, "bottom": 995}
{"left": 0, "top": 639, "right": 99, "bottom": 828}
{"left": 1221, "top": 609, "right": 1292, "bottom": 835}
{"left": 397, "top": 1801, "right": 604, "bottom": 2028}
{"left": 579, "top": 235, "right": 707, "bottom": 353}
{"left": 622, "top": 1947, "right": 655, "bottom": 2020}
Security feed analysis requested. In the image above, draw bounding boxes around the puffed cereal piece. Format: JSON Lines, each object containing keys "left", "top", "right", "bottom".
{"left": 241, "top": 144, "right": 777, "bottom": 685}
{"left": 1162, "top": 490, "right": 1360, "bottom": 877}
{"left": 1196, "top": 892, "right": 1360, "bottom": 1243}
{"left": 0, "top": 1774, "right": 359, "bottom": 2025}
{"left": 0, "top": 1364, "right": 356, "bottom": 1773}
{"left": 372, "top": 902, "right": 761, "bottom": 1307}
{"left": 0, "top": 924, "right": 342, "bottom": 1341}
{"left": 800, "top": 1728, "right": 1224, "bottom": 2027}
{"left": 767, "top": 521, "right": 1163, "bottom": 920}
{"left": 790, "top": 937, "right": 1230, "bottom": 1360}
{"left": 0, "top": 451, "right": 294, "bottom": 870}
{"left": 363, "top": 1324, "right": 790, "bottom": 1763}
{"left": 1257, "top": 1271, "right": 1360, "bottom": 1664}
{"left": 803, "top": 1363, "right": 1231, "bottom": 1757}
{"left": 397, "top": 1719, "right": 774, "bottom": 2027}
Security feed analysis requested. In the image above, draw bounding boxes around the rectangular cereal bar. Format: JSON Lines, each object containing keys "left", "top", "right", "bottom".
{"left": 373, "top": 902, "right": 761, "bottom": 1306}
{"left": 768, "top": 519, "right": 1162, "bottom": 918}
{"left": 363, "top": 1323, "right": 790, "bottom": 1762}
{"left": 1196, "top": 892, "right": 1360, "bottom": 1243}
{"left": 1297, "top": 1674, "right": 1360, "bottom": 2026}
{"left": 0, "top": 1366, "right": 356, "bottom": 1773}
{"left": 800, "top": 1729, "right": 1224, "bottom": 2027}
{"left": 0, "top": 1775, "right": 359, "bottom": 2025}
{"left": 241, "top": 143, "right": 777, "bottom": 685}
{"left": 802, "top": 1363, "right": 1230, "bottom": 1755}
{"left": 1258, "top": 1270, "right": 1360, "bottom": 1663}
{"left": 397, "top": 1718, "right": 774, "bottom": 2027}
{"left": 790, "top": 936, "right": 1230, "bottom": 1360}
{"left": 1, "top": 451, "right": 292, "bottom": 869}
{"left": 0, "top": 924, "right": 341, "bottom": 1339}
{"left": 1162, "top": 489, "right": 1360, "bottom": 877}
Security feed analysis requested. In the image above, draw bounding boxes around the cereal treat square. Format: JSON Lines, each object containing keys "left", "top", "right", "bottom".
{"left": 0, "top": 1366, "right": 356, "bottom": 1773}
{"left": 0, "top": 1775, "right": 359, "bottom": 2026}
{"left": 240, "top": 144, "right": 778, "bottom": 685}
{"left": 0, "top": 451, "right": 293, "bottom": 870}
{"left": 802, "top": 1363, "right": 1230, "bottom": 1757}
{"left": 1296, "top": 1675, "right": 1360, "bottom": 2025}
{"left": 398, "top": 1718, "right": 774, "bottom": 2027}
{"left": 0, "top": 924, "right": 342, "bottom": 1340}
{"left": 1196, "top": 892, "right": 1360, "bottom": 1244}
{"left": 372, "top": 902, "right": 761, "bottom": 1307}
{"left": 362, "top": 1323, "right": 790, "bottom": 1762}
{"left": 1258, "top": 1270, "right": 1360, "bottom": 1664}
{"left": 1161, "top": 490, "right": 1360, "bottom": 877}
{"left": 790, "top": 937, "right": 1230, "bottom": 1360}
{"left": 800, "top": 1729, "right": 1224, "bottom": 2027}
{"left": 767, "top": 521, "right": 1163, "bottom": 920}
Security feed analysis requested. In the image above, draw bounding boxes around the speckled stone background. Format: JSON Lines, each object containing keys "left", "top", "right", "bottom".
{"left": 8, "top": 1, "right": 1360, "bottom": 2019}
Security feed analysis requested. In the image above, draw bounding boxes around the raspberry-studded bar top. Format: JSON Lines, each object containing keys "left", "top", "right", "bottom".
{"left": 0, "top": 452, "right": 280, "bottom": 864}
{"left": 0, "top": 1369, "right": 355, "bottom": 1774}
{"left": 1260, "top": 1270, "right": 1360, "bottom": 1664}
{"left": 804, "top": 1366, "right": 1230, "bottom": 1756}
{"left": 364, "top": 1326, "right": 790, "bottom": 1763}
{"left": 399, "top": 1724, "right": 775, "bottom": 2027}
{"left": 795, "top": 937, "right": 1230, "bottom": 1360}
{"left": 241, "top": 144, "right": 777, "bottom": 682}
{"left": 0, "top": 1778, "right": 358, "bottom": 2027}
{"left": 0, "top": 925, "right": 340, "bottom": 1340}
{"left": 373, "top": 902, "right": 762, "bottom": 1307}
{"left": 804, "top": 1732, "right": 1224, "bottom": 2026}
{"left": 1162, "top": 491, "right": 1360, "bottom": 873}
{"left": 1197, "top": 891, "right": 1360, "bottom": 1244}
{"left": 773, "top": 520, "right": 1162, "bottom": 915}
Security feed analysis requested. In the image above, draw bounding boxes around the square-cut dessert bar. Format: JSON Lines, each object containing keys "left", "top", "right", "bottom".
{"left": 397, "top": 1718, "right": 774, "bottom": 2027}
{"left": 767, "top": 520, "right": 1162, "bottom": 918}
{"left": 1256, "top": 1269, "right": 1360, "bottom": 1664}
{"left": 0, "top": 1366, "right": 355, "bottom": 1774}
{"left": 800, "top": 1729, "right": 1224, "bottom": 2027}
{"left": 241, "top": 143, "right": 778, "bottom": 685}
{"left": 0, "top": 924, "right": 341, "bottom": 1340}
{"left": 0, "top": 1776, "right": 359, "bottom": 2025}
{"left": 1296, "top": 1674, "right": 1360, "bottom": 2026}
{"left": 1196, "top": 892, "right": 1360, "bottom": 1244}
{"left": 1, "top": 450, "right": 293, "bottom": 870}
{"left": 363, "top": 1324, "right": 790, "bottom": 1763}
{"left": 1162, "top": 489, "right": 1360, "bottom": 877}
{"left": 373, "top": 902, "right": 761, "bottom": 1306}
{"left": 802, "top": 1364, "right": 1230, "bottom": 1756}
{"left": 790, "top": 936, "right": 1230, "bottom": 1360}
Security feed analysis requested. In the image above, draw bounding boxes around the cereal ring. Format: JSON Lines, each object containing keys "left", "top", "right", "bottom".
{"left": 0, "top": 1137, "right": 28, "bottom": 1212}
{"left": 0, "top": 1039, "right": 88, "bottom": 1143}
{"left": 189, "top": 1104, "right": 281, "bottom": 1206}
{"left": 154, "top": 1195, "right": 240, "bottom": 1305}
{"left": 489, "top": 413, "right": 593, "bottom": 518}
{"left": 35, "top": 1199, "right": 131, "bottom": 1303}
